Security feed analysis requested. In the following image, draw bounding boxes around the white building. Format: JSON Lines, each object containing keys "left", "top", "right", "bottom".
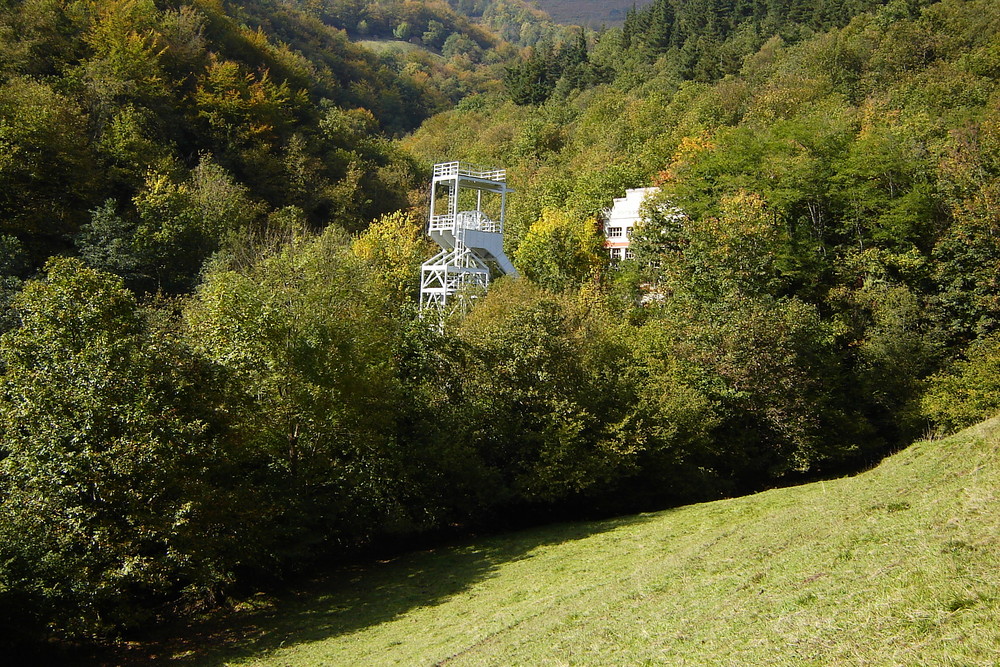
{"left": 602, "top": 187, "right": 659, "bottom": 261}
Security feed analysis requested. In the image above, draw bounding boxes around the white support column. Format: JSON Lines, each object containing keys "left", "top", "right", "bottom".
{"left": 499, "top": 189, "right": 507, "bottom": 234}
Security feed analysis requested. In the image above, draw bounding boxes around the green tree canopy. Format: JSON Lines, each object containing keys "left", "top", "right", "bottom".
{"left": 0, "top": 258, "right": 254, "bottom": 639}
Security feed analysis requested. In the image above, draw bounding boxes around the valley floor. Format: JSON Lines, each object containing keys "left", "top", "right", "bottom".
{"left": 534, "top": 0, "right": 655, "bottom": 26}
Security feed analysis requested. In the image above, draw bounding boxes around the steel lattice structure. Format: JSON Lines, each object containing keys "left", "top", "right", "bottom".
{"left": 419, "top": 162, "right": 516, "bottom": 314}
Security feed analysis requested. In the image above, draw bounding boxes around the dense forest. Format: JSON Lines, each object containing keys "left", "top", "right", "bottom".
{"left": 2, "top": 0, "right": 1000, "bottom": 647}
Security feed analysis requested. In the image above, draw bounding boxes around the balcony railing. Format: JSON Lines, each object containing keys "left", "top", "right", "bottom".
{"left": 429, "top": 214, "right": 454, "bottom": 233}
{"left": 429, "top": 211, "right": 502, "bottom": 234}
{"left": 433, "top": 161, "right": 507, "bottom": 182}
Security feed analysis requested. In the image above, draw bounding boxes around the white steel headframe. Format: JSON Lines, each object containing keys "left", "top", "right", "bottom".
{"left": 420, "top": 162, "right": 516, "bottom": 313}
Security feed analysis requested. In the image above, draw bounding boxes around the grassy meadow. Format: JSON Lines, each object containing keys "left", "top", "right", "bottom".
{"left": 150, "top": 419, "right": 1000, "bottom": 665}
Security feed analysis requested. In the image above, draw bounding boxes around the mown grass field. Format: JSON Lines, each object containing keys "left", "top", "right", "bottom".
{"left": 356, "top": 39, "right": 440, "bottom": 56}
{"left": 153, "top": 419, "right": 1000, "bottom": 665}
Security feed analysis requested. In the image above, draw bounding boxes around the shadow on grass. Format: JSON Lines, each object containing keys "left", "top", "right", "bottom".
{"left": 124, "top": 512, "right": 659, "bottom": 665}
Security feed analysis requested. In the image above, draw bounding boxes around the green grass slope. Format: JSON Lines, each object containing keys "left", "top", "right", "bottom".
{"left": 171, "top": 420, "right": 1000, "bottom": 665}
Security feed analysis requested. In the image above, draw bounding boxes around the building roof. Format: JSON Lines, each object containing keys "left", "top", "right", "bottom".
{"left": 604, "top": 187, "right": 659, "bottom": 227}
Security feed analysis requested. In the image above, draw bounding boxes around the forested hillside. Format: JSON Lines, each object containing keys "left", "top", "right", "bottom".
{"left": 409, "top": 0, "right": 1000, "bottom": 460}
{"left": 3, "top": 0, "right": 1000, "bottom": 649}
{"left": 0, "top": 0, "right": 528, "bottom": 295}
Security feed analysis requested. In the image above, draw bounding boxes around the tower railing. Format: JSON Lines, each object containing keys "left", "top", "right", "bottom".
{"left": 429, "top": 211, "right": 502, "bottom": 234}
{"left": 433, "top": 161, "right": 507, "bottom": 182}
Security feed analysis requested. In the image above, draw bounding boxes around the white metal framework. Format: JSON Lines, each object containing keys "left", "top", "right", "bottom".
{"left": 420, "top": 161, "right": 516, "bottom": 312}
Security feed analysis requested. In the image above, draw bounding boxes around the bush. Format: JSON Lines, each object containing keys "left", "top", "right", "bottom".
{"left": 0, "top": 258, "right": 254, "bottom": 639}
{"left": 922, "top": 333, "right": 1000, "bottom": 435}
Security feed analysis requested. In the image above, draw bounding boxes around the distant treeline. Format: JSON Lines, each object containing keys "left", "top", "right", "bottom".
{"left": 505, "top": 0, "right": 900, "bottom": 103}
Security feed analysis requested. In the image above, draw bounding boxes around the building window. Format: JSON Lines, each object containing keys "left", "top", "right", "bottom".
{"left": 624, "top": 248, "right": 634, "bottom": 260}
{"left": 609, "top": 247, "right": 622, "bottom": 260}
{"left": 606, "top": 227, "right": 623, "bottom": 238}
